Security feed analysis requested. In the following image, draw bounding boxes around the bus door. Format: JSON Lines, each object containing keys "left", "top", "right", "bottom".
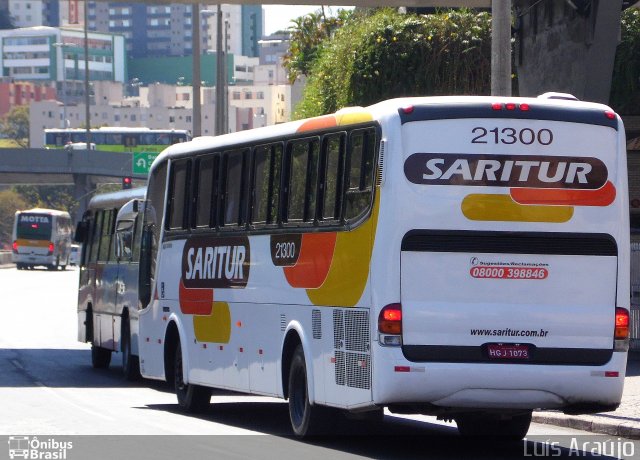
{"left": 114, "top": 201, "right": 142, "bottom": 352}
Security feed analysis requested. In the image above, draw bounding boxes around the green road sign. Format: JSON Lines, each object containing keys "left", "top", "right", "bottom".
{"left": 133, "top": 152, "right": 159, "bottom": 174}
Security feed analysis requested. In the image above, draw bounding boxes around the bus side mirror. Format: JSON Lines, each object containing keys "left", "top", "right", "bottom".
{"left": 74, "top": 221, "right": 88, "bottom": 243}
{"left": 138, "top": 226, "right": 153, "bottom": 309}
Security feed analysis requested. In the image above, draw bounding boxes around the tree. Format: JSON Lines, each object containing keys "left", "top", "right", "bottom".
{"left": 293, "top": 9, "right": 492, "bottom": 119}
{"left": 283, "top": 8, "right": 353, "bottom": 83}
{"left": 610, "top": 8, "right": 640, "bottom": 114}
{"left": 1, "top": 105, "right": 30, "bottom": 147}
{"left": 0, "top": 189, "right": 27, "bottom": 249}
{"left": 0, "top": 8, "right": 14, "bottom": 30}
{"left": 13, "top": 185, "right": 78, "bottom": 218}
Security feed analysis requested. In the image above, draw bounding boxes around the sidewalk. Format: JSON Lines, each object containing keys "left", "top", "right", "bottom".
{"left": 533, "top": 352, "right": 640, "bottom": 439}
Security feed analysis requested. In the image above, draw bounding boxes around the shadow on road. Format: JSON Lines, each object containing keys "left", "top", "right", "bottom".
{"left": 0, "top": 348, "right": 147, "bottom": 388}
{"left": 140, "top": 401, "right": 624, "bottom": 459}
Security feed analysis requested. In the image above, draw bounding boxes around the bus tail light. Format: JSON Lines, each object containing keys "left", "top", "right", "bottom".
{"left": 615, "top": 307, "right": 629, "bottom": 340}
{"left": 378, "top": 303, "right": 402, "bottom": 347}
{"left": 12, "top": 241, "right": 18, "bottom": 253}
{"left": 47, "top": 242, "right": 54, "bottom": 255}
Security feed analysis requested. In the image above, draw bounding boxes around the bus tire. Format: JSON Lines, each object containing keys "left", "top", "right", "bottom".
{"left": 455, "top": 411, "right": 532, "bottom": 440}
{"left": 16, "top": 263, "right": 23, "bottom": 270}
{"left": 121, "top": 319, "right": 141, "bottom": 381}
{"left": 288, "top": 345, "right": 332, "bottom": 437}
{"left": 174, "top": 340, "right": 211, "bottom": 413}
{"left": 91, "top": 344, "right": 112, "bottom": 369}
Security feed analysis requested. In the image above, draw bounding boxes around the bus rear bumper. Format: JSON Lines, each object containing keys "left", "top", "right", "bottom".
{"left": 12, "top": 254, "right": 55, "bottom": 265}
{"left": 373, "top": 348, "right": 626, "bottom": 415}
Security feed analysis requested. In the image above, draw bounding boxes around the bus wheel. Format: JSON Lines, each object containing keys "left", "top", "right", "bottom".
{"left": 91, "top": 343, "right": 112, "bottom": 369}
{"left": 174, "top": 340, "right": 211, "bottom": 412}
{"left": 288, "top": 345, "right": 332, "bottom": 437}
{"left": 455, "top": 411, "right": 532, "bottom": 440}
{"left": 16, "top": 263, "right": 23, "bottom": 270}
{"left": 121, "top": 319, "right": 141, "bottom": 381}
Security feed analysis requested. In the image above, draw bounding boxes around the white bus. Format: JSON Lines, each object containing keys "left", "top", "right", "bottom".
{"left": 136, "top": 95, "right": 630, "bottom": 438}
{"left": 12, "top": 208, "right": 73, "bottom": 270}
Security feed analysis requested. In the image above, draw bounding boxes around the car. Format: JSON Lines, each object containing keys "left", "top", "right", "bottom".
{"left": 69, "top": 244, "right": 80, "bottom": 266}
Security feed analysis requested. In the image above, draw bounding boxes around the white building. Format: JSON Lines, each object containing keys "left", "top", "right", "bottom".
{"left": 0, "top": 26, "right": 126, "bottom": 84}
{"left": 30, "top": 80, "right": 292, "bottom": 147}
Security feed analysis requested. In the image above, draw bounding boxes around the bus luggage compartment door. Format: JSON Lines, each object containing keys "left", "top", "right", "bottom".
{"left": 399, "top": 231, "right": 618, "bottom": 366}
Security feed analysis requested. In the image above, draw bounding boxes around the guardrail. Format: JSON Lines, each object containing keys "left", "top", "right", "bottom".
{"left": 0, "top": 250, "right": 12, "bottom": 266}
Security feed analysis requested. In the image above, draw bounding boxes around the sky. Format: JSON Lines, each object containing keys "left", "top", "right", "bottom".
{"left": 262, "top": 5, "right": 353, "bottom": 35}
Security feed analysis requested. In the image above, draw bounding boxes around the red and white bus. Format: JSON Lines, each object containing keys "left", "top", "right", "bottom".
{"left": 135, "top": 95, "right": 629, "bottom": 438}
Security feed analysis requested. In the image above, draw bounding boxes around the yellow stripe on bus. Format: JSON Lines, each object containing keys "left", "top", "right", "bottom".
{"left": 306, "top": 191, "right": 380, "bottom": 307}
{"left": 193, "top": 301, "right": 232, "bottom": 343}
{"left": 461, "top": 194, "right": 574, "bottom": 223}
{"left": 15, "top": 239, "right": 50, "bottom": 248}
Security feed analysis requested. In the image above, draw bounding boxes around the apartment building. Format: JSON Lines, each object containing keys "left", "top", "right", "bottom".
{"left": 84, "top": 2, "right": 263, "bottom": 59}
{"left": 30, "top": 80, "right": 291, "bottom": 147}
{"left": 9, "top": 0, "right": 59, "bottom": 28}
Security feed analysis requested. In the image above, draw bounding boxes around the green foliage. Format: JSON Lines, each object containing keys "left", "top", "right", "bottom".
{"left": 283, "top": 8, "right": 354, "bottom": 84}
{"left": 13, "top": 185, "right": 78, "bottom": 218}
{"left": 294, "top": 9, "right": 492, "bottom": 119}
{"left": 0, "top": 188, "right": 27, "bottom": 248}
{"left": 1, "top": 105, "right": 29, "bottom": 147}
{"left": 610, "top": 8, "right": 640, "bottom": 114}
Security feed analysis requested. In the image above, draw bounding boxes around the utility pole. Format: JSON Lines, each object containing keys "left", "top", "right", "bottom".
{"left": 215, "top": 4, "right": 225, "bottom": 135}
{"left": 83, "top": 0, "right": 91, "bottom": 146}
{"left": 192, "top": 4, "right": 202, "bottom": 137}
{"left": 491, "top": 0, "right": 512, "bottom": 96}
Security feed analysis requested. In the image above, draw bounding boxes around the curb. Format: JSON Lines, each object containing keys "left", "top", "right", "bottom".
{"left": 533, "top": 411, "right": 640, "bottom": 439}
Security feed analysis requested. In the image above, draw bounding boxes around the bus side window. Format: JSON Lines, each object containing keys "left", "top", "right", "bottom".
{"left": 344, "top": 128, "right": 376, "bottom": 222}
{"left": 124, "top": 134, "right": 138, "bottom": 148}
{"left": 115, "top": 220, "right": 134, "bottom": 261}
{"left": 132, "top": 214, "right": 142, "bottom": 263}
{"left": 89, "top": 212, "right": 103, "bottom": 264}
{"left": 98, "top": 210, "right": 114, "bottom": 262}
{"left": 194, "top": 155, "right": 218, "bottom": 228}
{"left": 167, "top": 159, "right": 191, "bottom": 230}
{"left": 252, "top": 143, "right": 282, "bottom": 226}
{"left": 286, "top": 138, "right": 319, "bottom": 224}
{"left": 320, "top": 133, "right": 345, "bottom": 222}
{"left": 221, "top": 149, "right": 247, "bottom": 227}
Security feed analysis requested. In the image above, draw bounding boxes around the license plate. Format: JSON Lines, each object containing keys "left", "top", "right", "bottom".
{"left": 486, "top": 343, "right": 530, "bottom": 360}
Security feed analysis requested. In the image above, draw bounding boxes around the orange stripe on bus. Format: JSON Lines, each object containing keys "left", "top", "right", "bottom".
{"left": 510, "top": 181, "right": 616, "bottom": 207}
{"left": 297, "top": 115, "right": 337, "bottom": 133}
{"left": 178, "top": 280, "right": 213, "bottom": 315}
{"left": 284, "top": 232, "right": 337, "bottom": 288}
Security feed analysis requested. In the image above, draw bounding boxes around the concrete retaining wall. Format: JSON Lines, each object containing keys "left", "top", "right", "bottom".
{"left": 0, "top": 251, "right": 13, "bottom": 266}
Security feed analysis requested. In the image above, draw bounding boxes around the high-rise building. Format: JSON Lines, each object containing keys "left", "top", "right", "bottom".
{"left": 85, "top": 2, "right": 263, "bottom": 59}
{"left": 8, "top": 0, "right": 59, "bottom": 28}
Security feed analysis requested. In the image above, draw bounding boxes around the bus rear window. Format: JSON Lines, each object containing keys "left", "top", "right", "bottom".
{"left": 16, "top": 214, "right": 52, "bottom": 239}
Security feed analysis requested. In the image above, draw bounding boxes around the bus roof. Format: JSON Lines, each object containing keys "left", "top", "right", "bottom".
{"left": 15, "top": 208, "right": 71, "bottom": 217}
{"left": 150, "top": 95, "right": 617, "bottom": 171}
{"left": 44, "top": 127, "right": 190, "bottom": 134}
{"left": 88, "top": 187, "right": 146, "bottom": 211}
